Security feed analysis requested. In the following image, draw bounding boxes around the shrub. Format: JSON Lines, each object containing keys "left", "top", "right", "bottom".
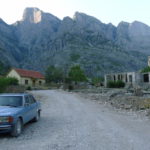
{"left": 68, "top": 84, "right": 74, "bottom": 91}
{"left": 26, "top": 86, "right": 32, "bottom": 90}
{"left": 6, "top": 77, "right": 18, "bottom": 85}
{"left": 107, "top": 80, "right": 125, "bottom": 88}
{"left": 0, "top": 77, "right": 18, "bottom": 93}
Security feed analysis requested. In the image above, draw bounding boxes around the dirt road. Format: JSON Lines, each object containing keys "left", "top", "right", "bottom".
{"left": 0, "top": 90, "right": 150, "bottom": 150}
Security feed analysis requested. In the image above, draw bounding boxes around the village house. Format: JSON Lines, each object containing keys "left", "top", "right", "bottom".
{"left": 104, "top": 57, "right": 150, "bottom": 87}
{"left": 7, "top": 68, "right": 45, "bottom": 87}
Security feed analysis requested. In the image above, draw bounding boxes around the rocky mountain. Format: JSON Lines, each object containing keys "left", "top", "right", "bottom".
{"left": 0, "top": 7, "right": 149, "bottom": 77}
{"left": 0, "top": 19, "right": 22, "bottom": 67}
{"left": 116, "top": 21, "right": 150, "bottom": 54}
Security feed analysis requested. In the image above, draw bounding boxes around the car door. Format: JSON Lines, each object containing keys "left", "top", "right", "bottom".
{"left": 28, "top": 95, "right": 38, "bottom": 119}
{"left": 23, "top": 95, "right": 33, "bottom": 123}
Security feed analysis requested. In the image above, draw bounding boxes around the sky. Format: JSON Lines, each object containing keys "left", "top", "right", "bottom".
{"left": 0, "top": 0, "right": 150, "bottom": 26}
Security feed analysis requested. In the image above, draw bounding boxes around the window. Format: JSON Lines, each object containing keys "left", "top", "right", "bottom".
{"left": 39, "top": 81, "right": 42, "bottom": 85}
{"left": 33, "top": 80, "right": 36, "bottom": 86}
{"left": 114, "top": 76, "right": 116, "bottom": 81}
{"left": 25, "top": 96, "right": 30, "bottom": 104}
{"left": 0, "top": 96, "right": 23, "bottom": 106}
{"left": 118, "top": 75, "right": 121, "bottom": 80}
{"left": 125, "top": 74, "right": 128, "bottom": 82}
{"left": 129, "top": 75, "right": 132, "bottom": 83}
{"left": 121, "top": 75, "right": 123, "bottom": 80}
{"left": 25, "top": 80, "right": 28, "bottom": 85}
{"left": 29, "top": 95, "right": 36, "bottom": 104}
{"left": 25, "top": 95, "right": 36, "bottom": 105}
{"left": 143, "top": 74, "right": 149, "bottom": 82}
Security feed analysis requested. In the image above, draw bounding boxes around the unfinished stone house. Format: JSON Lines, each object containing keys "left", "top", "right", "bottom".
{"left": 104, "top": 57, "right": 150, "bottom": 87}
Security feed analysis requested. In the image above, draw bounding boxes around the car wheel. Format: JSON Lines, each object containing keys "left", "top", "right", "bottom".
{"left": 33, "top": 111, "right": 40, "bottom": 122}
{"left": 11, "top": 118, "right": 23, "bottom": 137}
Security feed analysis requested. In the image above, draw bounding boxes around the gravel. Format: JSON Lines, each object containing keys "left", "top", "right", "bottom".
{"left": 0, "top": 90, "right": 150, "bottom": 150}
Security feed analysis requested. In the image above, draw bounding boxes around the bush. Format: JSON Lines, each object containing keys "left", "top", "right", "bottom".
{"left": 6, "top": 77, "right": 18, "bottom": 85}
{"left": 68, "top": 84, "right": 74, "bottom": 91}
{"left": 0, "top": 77, "right": 18, "bottom": 93}
{"left": 107, "top": 80, "right": 125, "bottom": 88}
{"left": 26, "top": 86, "right": 32, "bottom": 90}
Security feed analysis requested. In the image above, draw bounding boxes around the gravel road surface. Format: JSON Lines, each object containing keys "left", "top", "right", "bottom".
{"left": 0, "top": 90, "right": 150, "bottom": 150}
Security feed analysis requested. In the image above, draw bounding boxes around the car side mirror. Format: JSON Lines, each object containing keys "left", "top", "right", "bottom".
{"left": 24, "top": 103, "right": 30, "bottom": 107}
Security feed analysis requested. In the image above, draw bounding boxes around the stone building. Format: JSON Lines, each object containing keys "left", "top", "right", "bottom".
{"left": 7, "top": 68, "right": 45, "bottom": 87}
{"left": 104, "top": 57, "right": 150, "bottom": 87}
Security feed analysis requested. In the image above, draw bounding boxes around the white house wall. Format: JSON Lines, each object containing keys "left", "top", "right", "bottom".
{"left": 19, "top": 77, "right": 45, "bottom": 86}
{"left": 7, "top": 69, "right": 22, "bottom": 84}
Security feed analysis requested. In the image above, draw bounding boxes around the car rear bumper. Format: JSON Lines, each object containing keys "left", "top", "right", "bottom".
{"left": 0, "top": 124, "right": 12, "bottom": 133}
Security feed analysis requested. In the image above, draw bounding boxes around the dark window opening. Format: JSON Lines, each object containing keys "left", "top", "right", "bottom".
{"left": 143, "top": 74, "right": 149, "bottom": 82}
{"left": 25, "top": 80, "right": 28, "bottom": 85}
{"left": 129, "top": 75, "right": 132, "bottom": 83}
{"left": 125, "top": 74, "right": 128, "bottom": 82}
{"left": 120, "top": 75, "right": 123, "bottom": 80}
{"left": 39, "top": 81, "right": 42, "bottom": 85}
{"left": 118, "top": 75, "right": 121, "bottom": 80}
{"left": 33, "top": 80, "right": 36, "bottom": 86}
{"left": 114, "top": 76, "right": 116, "bottom": 81}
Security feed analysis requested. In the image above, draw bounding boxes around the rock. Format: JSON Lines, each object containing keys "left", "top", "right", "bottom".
{"left": 134, "top": 88, "right": 143, "bottom": 96}
{"left": 124, "top": 104, "right": 132, "bottom": 110}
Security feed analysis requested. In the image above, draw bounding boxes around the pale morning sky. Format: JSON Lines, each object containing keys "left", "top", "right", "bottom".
{"left": 0, "top": 0, "right": 149, "bottom": 26}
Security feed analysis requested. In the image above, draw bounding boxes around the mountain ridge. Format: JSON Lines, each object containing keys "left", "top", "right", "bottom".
{"left": 0, "top": 7, "right": 149, "bottom": 77}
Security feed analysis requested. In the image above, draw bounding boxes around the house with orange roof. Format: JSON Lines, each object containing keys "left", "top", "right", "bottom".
{"left": 7, "top": 68, "right": 45, "bottom": 87}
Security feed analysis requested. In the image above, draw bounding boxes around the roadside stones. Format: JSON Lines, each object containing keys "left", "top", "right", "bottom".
{"left": 133, "top": 87, "right": 143, "bottom": 96}
{"left": 77, "top": 87, "right": 150, "bottom": 112}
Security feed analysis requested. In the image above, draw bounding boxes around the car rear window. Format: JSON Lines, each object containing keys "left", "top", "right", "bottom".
{"left": 0, "top": 96, "right": 23, "bottom": 107}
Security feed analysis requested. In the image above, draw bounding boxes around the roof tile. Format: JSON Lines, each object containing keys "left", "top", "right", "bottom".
{"left": 14, "top": 68, "right": 45, "bottom": 79}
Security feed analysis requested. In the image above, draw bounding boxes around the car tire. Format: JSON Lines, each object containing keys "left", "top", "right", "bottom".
{"left": 11, "top": 118, "right": 23, "bottom": 137}
{"left": 33, "top": 111, "right": 40, "bottom": 122}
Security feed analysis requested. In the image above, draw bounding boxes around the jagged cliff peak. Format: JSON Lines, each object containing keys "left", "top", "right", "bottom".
{"left": 117, "top": 21, "right": 129, "bottom": 27}
{"left": 129, "top": 20, "right": 150, "bottom": 29}
{"left": 73, "top": 11, "right": 102, "bottom": 24}
{"left": 22, "top": 7, "right": 43, "bottom": 23}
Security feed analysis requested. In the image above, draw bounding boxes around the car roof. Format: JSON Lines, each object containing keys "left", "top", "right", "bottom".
{"left": 0, "top": 93, "right": 31, "bottom": 96}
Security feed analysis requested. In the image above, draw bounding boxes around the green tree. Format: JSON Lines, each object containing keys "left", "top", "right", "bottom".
{"left": 141, "top": 66, "right": 150, "bottom": 73}
{"left": 68, "top": 65, "right": 87, "bottom": 83}
{"left": 45, "top": 66, "right": 64, "bottom": 83}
